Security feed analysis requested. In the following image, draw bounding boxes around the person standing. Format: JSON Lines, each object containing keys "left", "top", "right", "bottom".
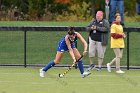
{"left": 109, "top": 0, "right": 124, "bottom": 26}
{"left": 107, "top": 13, "right": 126, "bottom": 73}
{"left": 87, "top": 11, "right": 110, "bottom": 71}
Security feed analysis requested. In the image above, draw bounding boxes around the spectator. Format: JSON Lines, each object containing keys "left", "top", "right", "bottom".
{"left": 87, "top": 11, "right": 110, "bottom": 71}
{"left": 109, "top": 0, "right": 124, "bottom": 26}
{"left": 107, "top": 13, "right": 126, "bottom": 74}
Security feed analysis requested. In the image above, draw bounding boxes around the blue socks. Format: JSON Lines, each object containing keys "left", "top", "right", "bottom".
{"left": 42, "top": 60, "right": 84, "bottom": 74}
{"left": 43, "top": 61, "right": 55, "bottom": 72}
{"left": 78, "top": 60, "right": 84, "bottom": 74}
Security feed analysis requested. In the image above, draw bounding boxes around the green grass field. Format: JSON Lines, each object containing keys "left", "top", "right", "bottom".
{"left": 0, "top": 21, "right": 139, "bottom": 27}
{"left": 0, "top": 21, "right": 139, "bottom": 93}
{"left": 0, "top": 67, "right": 139, "bottom": 93}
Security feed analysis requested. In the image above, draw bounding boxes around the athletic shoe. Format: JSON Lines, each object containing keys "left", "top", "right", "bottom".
{"left": 107, "top": 63, "right": 111, "bottom": 72}
{"left": 87, "top": 64, "right": 94, "bottom": 71}
{"left": 116, "top": 70, "right": 125, "bottom": 74}
{"left": 96, "top": 67, "right": 102, "bottom": 71}
{"left": 81, "top": 72, "right": 91, "bottom": 78}
{"left": 40, "top": 68, "right": 45, "bottom": 77}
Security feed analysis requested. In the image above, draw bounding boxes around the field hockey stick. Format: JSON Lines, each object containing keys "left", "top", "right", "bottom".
{"left": 58, "top": 55, "right": 83, "bottom": 78}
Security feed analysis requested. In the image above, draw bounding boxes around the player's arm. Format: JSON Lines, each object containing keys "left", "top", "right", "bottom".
{"left": 65, "top": 35, "right": 76, "bottom": 63}
{"left": 76, "top": 32, "right": 88, "bottom": 56}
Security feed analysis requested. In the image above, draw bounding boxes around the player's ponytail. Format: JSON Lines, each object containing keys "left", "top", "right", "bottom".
{"left": 68, "top": 27, "right": 75, "bottom": 35}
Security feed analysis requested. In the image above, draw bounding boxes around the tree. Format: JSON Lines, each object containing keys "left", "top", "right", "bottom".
{"left": 0, "top": 0, "right": 139, "bottom": 21}
{"left": 28, "top": 0, "right": 46, "bottom": 20}
{"left": 55, "top": 0, "right": 71, "bottom": 4}
{"left": 0, "top": 0, "right": 2, "bottom": 11}
{"left": 125, "top": 0, "right": 136, "bottom": 16}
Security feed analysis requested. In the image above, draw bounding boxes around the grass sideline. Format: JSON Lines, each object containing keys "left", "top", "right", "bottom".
{"left": 0, "top": 67, "right": 139, "bottom": 93}
{"left": 0, "top": 21, "right": 139, "bottom": 27}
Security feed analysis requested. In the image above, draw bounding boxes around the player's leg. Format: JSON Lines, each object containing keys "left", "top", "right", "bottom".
{"left": 73, "top": 48, "right": 91, "bottom": 77}
{"left": 43, "top": 51, "right": 63, "bottom": 71}
{"left": 73, "top": 48, "right": 84, "bottom": 74}
{"left": 40, "top": 52, "right": 63, "bottom": 77}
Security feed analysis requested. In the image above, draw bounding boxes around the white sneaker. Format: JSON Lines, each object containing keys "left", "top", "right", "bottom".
{"left": 107, "top": 63, "right": 111, "bottom": 72}
{"left": 40, "top": 69, "right": 45, "bottom": 77}
{"left": 116, "top": 70, "right": 125, "bottom": 74}
{"left": 81, "top": 72, "right": 91, "bottom": 78}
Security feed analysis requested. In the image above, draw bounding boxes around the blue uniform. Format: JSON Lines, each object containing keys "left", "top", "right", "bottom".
{"left": 57, "top": 33, "right": 77, "bottom": 52}
{"left": 42, "top": 32, "right": 85, "bottom": 75}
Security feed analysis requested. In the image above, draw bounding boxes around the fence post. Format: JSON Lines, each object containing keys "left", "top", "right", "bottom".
{"left": 24, "top": 30, "right": 27, "bottom": 68}
{"left": 127, "top": 31, "right": 129, "bottom": 70}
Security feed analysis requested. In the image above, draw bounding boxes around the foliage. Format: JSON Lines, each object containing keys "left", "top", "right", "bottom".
{"left": 0, "top": 0, "right": 139, "bottom": 21}
{"left": 28, "top": 0, "right": 46, "bottom": 20}
{"left": 125, "top": 13, "right": 140, "bottom": 22}
{"left": 55, "top": 2, "right": 92, "bottom": 21}
{"left": 55, "top": 0, "right": 71, "bottom": 4}
{"left": 136, "top": 0, "right": 140, "bottom": 3}
{"left": 124, "top": 0, "right": 136, "bottom": 16}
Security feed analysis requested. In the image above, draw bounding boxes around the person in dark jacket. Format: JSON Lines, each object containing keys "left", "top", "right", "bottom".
{"left": 87, "top": 11, "right": 110, "bottom": 71}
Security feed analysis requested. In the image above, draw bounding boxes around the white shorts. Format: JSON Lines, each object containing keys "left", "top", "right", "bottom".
{"left": 88, "top": 38, "right": 106, "bottom": 58}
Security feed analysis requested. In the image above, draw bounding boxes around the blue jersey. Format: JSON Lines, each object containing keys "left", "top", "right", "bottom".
{"left": 57, "top": 33, "right": 77, "bottom": 52}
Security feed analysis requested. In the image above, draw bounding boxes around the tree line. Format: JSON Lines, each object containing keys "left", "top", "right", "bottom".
{"left": 0, "top": 0, "right": 139, "bottom": 21}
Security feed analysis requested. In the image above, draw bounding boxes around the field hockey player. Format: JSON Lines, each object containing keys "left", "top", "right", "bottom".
{"left": 39, "top": 27, "right": 91, "bottom": 78}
